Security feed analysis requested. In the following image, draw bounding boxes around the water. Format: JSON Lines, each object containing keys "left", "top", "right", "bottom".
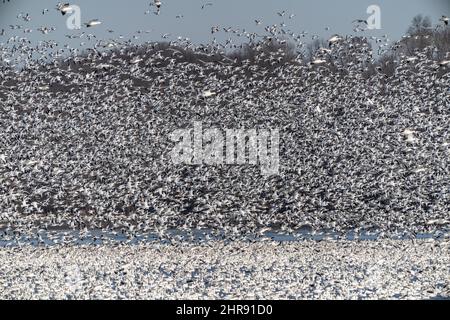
{"left": 1, "top": 228, "right": 448, "bottom": 248}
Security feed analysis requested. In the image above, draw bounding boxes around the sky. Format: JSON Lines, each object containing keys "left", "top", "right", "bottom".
{"left": 0, "top": 0, "right": 449, "bottom": 49}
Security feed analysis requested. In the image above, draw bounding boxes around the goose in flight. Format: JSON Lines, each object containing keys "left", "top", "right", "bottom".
{"left": 404, "top": 56, "right": 418, "bottom": 64}
{"left": 202, "top": 90, "right": 216, "bottom": 98}
{"left": 439, "top": 15, "right": 449, "bottom": 26}
{"left": 37, "top": 26, "right": 56, "bottom": 34}
{"left": 403, "top": 128, "right": 416, "bottom": 136}
{"left": 328, "top": 35, "right": 343, "bottom": 46}
{"left": 311, "top": 58, "right": 327, "bottom": 65}
{"left": 403, "top": 129, "right": 418, "bottom": 143}
{"left": 85, "top": 19, "right": 102, "bottom": 28}
{"left": 17, "top": 12, "right": 31, "bottom": 22}
{"left": 318, "top": 48, "right": 331, "bottom": 54}
{"left": 56, "top": 3, "right": 72, "bottom": 15}
{"left": 352, "top": 19, "right": 368, "bottom": 25}
{"left": 211, "top": 26, "right": 219, "bottom": 34}
{"left": 202, "top": 3, "right": 213, "bottom": 10}
{"left": 130, "top": 57, "right": 143, "bottom": 64}
{"left": 151, "top": 0, "right": 162, "bottom": 15}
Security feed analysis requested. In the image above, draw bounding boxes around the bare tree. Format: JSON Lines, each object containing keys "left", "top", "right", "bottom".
{"left": 407, "top": 14, "right": 432, "bottom": 35}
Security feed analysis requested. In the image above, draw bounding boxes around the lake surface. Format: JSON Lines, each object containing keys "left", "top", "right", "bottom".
{"left": 1, "top": 228, "right": 449, "bottom": 247}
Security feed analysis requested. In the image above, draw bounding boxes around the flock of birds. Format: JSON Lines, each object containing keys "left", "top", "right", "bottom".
{"left": 2, "top": 241, "right": 449, "bottom": 299}
{"left": 0, "top": 2, "right": 449, "bottom": 245}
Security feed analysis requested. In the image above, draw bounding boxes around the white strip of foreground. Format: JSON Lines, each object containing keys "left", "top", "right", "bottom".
{"left": 0, "top": 240, "right": 449, "bottom": 300}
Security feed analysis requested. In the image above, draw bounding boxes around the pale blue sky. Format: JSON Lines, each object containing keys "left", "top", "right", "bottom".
{"left": 0, "top": 0, "right": 449, "bottom": 48}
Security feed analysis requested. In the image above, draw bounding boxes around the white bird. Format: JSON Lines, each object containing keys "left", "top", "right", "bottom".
{"left": 130, "top": 57, "right": 143, "bottom": 64}
{"left": 311, "top": 59, "right": 327, "bottom": 65}
{"left": 439, "top": 15, "right": 449, "bottom": 26}
{"left": 426, "top": 219, "right": 449, "bottom": 226}
{"left": 405, "top": 56, "right": 418, "bottom": 63}
{"left": 413, "top": 167, "right": 426, "bottom": 174}
{"left": 85, "top": 19, "right": 102, "bottom": 28}
{"left": 328, "top": 35, "right": 343, "bottom": 46}
{"left": 201, "top": 3, "right": 213, "bottom": 9}
{"left": 403, "top": 128, "right": 415, "bottom": 136}
{"left": 403, "top": 129, "right": 417, "bottom": 143}
{"left": 56, "top": 3, "right": 72, "bottom": 15}
{"left": 318, "top": 48, "right": 331, "bottom": 54}
{"left": 202, "top": 90, "right": 216, "bottom": 98}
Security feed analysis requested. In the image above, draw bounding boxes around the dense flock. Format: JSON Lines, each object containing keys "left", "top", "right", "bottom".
{"left": 1, "top": 240, "right": 449, "bottom": 299}
{"left": 0, "top": 4, "right": 449, "bottom": 244}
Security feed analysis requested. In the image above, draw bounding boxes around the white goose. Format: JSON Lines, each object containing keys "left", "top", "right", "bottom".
{"left": 202, "top": 90, "right": 216, "bottom": 98}
{"left": 311, "top": 58, "right": 327, "bottom": 65}
{"left": 56, "top": 3, "right": 72, "bottom": 15}
{"left": 85, "top": 19, "right": 102, "bottom": 28}
{"left": 328, "top": 35, "right": 343, "bottom": 46}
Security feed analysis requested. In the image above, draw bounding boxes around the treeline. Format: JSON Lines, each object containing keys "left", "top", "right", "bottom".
{"left": 83, "top": 14, "right": 450, "bottom": 78}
